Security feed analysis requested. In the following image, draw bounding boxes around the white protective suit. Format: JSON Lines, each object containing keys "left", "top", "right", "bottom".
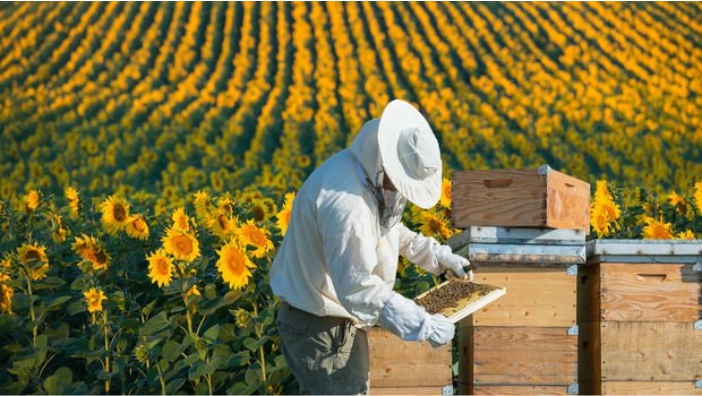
{"left": 270, "top": 118, "right": 464, "bottom": 342}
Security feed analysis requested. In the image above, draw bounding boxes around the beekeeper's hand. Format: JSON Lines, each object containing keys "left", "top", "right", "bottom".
{"left": 425, "top": 314, "right": 455, "bottom": 348}
{"left": 436, "top": 246, "right": 474, "bottom": 282}
{"left": 378, "top": 292, "right": 452, "bottom": 344}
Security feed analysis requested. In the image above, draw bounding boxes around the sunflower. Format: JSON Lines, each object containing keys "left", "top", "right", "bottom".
{"left": 233, "top": 308, "right": 250, "bottom": 328}
{"left": 590, "top": 181, "right": 621, "bottom": 238}
{"left": 125, "top": 215, "right": 150, "bottom": 240}
{"left": 439, "top": 178, "right": 452, "bottom": 209}
{"left": 25, "top": 190, "right": 41, "bottom": 213}
{"left": 84, "top": 287, "right": 107, "bottom": 313}
{"left": 418, "top": 211, "right": 454, "bottom": 241}
{"left": 667, "top": 191, "right": 687, "bottom": 214}
{"left": 694, "top": 181, "right": 702, "bottom": 213}
{"left": 642, "top": 216, "right": 673, "bottom": 239}
{"left": 49, "top": 214, "right": 68, "bottom": 243}
{"left": 246, "top": 198, "right": 274, "bottom": 222}
{"left": 146, "top": 249, "right": 174, "bottom": 288}
{"left": 99, "top": 196, "right": 131, "bottom": 235}
{"left": 0, "top": 274, "right": 13, "bottom": 313}
{"left": 162, "top": 227, "right": 200, "bottom": 262}
{"left": 237, "top": 220, "right": 274, "bottom": 258}
{"left": 216, "top": 240, "right": 255, "bottom": 290}
{"left": 276, "top": 192, "right": 295, "bottom": 237}
{"left": 187, "top": 285, "right": 201, "bottom": 297}
{"left": 677, "top": 229, "right": 695, "bottom": 240}
{"left": 171, "top": 207, "right": 191, "bottom": 231}
{"left": 206, "top": 210, "right": 237, "bottom": 239}
{"left": 65, "top": 187, "right": 80, "bottom": 218}
{"left": 72, "top": 234, "right": 110, "bottom": 271}
{"left": 17, "top": 242, "right": 50, "bottom": 280}
{"left": 193, "top": 190, "right": 212, "bottom": 223}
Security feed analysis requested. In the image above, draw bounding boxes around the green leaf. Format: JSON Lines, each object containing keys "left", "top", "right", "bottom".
{"left": 229, "top": 351, "right": 251, "bottom": 367}
{"left": 162, "top": 340, "right": 185, "bottom": 363}
{"left": 32, "top": 276, "right": 65, "bottom": 290}
{"left": 227, "top": 380, "right": 257, "bottom": 395}
{"left": 203, "top": 324, "right": 220, "bottom": 341}
{"left": 66, "top": 301, "right": 85, "bottom": 316}
{"left": 43, "top": 366, "right": 73, "bottom": 395}
{"left": 0, "top": 314, "right": 17, "bottom": 334}
{"left": 165, "top": 378, "right": 185, "bottom": 394}
{"left": 188, "top": 361, "right": 216, "bottom": 380}
{"left": 139, "top": 311, "right": 170, "bottom": 337}
{"left": 243, "top": 335, "right": 270, "bottom": 352}
{"left": 245, "top": 362, "right": 262, "bottom": 385}
{"left": 119, "top": 317, "right": 141, "bottom": 330}
{"left": 47, "top": 295, "right": 72, "bottom": 310}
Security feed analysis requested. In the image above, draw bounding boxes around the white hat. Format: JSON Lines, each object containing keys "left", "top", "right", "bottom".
{"left": 377, "top": 99, "right": 442, "bottom": 209}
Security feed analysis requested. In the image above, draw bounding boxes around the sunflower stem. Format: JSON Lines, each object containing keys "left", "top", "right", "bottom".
{"left": 102, "top": 310, "right": 111, "bottom": 393}
{"left": 155, "top": 361, "right": 167, "bottom": 396}
{"left": 24, "top": 269, "right": 37, "bottom": 347}
{"left": 252, "top": 304, "right": 267, "bottom": 386}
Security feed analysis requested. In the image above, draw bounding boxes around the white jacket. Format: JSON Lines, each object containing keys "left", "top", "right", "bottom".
{"left": 270, "top": 120, "right": 447, "bottom": 326}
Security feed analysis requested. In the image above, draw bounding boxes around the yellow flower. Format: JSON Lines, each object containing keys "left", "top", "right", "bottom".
{"left": 84, "top": 287, "right": 107, "bottom": 313}
{"left": 642, "top": 216, "right": 673, "bottom": 239}
{"left": 676, "top": 230, "right": 695, "bottom": 240}
{"left": 439, "top": 178, "right": 452, "bottom": 209}
{"left": 99, "top": 196, "right": 131, "bottom": 235}
{"left": 72, "top": 234, "right": 110, "bottom": 271}
{"left": 146, "top": 249, "right": 174, "bottom": 288}
{"left": 65, "top": 187, "right": 80, "bottom": 218}
{"left": 187, "top": 285, "right": 201, "bottom": 297}
{"left": 694, "top": 181, "right": 702, "bottom": 213}
{"left": 667, "top": 191, "right": 687, "bottom": 214}
{"left": 237, "top": 219, "right": 274, "bottom": 258}
{"left": 418, "top": 211, "right": 454, "bottom": 241}
{"left": 171, "top": 207, "right": 191, "bottom": 231}
{"left": 206, "top": 210, "right": 237, "bottom": 239}
{"left": 193, "top": 190, "right": 212, "bottom": 223}
{"left": 233, "top": 308, "right": 249, "bottom": 328}
{"left": 216, "top": 240, "right": 255, "bottom": 290}
{"left": 25, "top": 190, "right": 40, "bottom": 213}
{"left": 17, "top": 242, "right": 50, "bottom": 280}
{"left": 125, "top": 215, "right": 150, "bottom": 240}
{"left": 0, "top": 274, "right": 13, "bottom": 313}
{"left": 162, "top": 227, "right": 200, "bottom": 262}
{"left": 49, "top": 214, "right": 68, "bottom": 243}
{"left": 590, "top": 180, "right": 621, "bottom": 238}
{"left": 276, "top": 192, "right": 295, "bottom": 237}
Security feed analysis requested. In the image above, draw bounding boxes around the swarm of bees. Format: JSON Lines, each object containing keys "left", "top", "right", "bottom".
{"left": 415, "top": 280, "right": 498, "bottom": 315}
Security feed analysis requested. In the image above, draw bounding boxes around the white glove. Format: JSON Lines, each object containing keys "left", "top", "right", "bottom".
{"left": 425, "top": 314, "right": 455, "bottom": 348}
{"left": 436, "top": 246, "right": 474, "bottom": 281}
{"left": 378, "top": 292, "right": 432, "bottom": 342}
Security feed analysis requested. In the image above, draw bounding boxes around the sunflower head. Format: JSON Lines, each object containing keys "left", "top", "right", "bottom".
{"left": 171, "top": 207, "right": 191, "bottom": 231}
{"left": 276, "top": 192, "right": 295, "bottom": 237}
{"left": 147, "top": 249, "right": 174, "bottom": 288}
{"left": 126, "top": 215, "right": 150, "bottom": 240}
{"left": 418, "top": 212, "right": 454, "bottom": 241}
{"left": 72, "top": 234, "right": 110, "bottom": 271}
{"left": 694, "top": 182, "right": 702, "bottom": 213}
{"left": 99, "top": 196, "right": 131, "bottom": 235}
{"left": 237, "top": 220, "right": 274, "bottom": 258}
{"left": 642, "top": 216, "right": 673, "bottom": 239}
{"left": 17, "top": 243, "right": 50, "bottom": 280}
{"left": 439, "top": 178, "right": 452, "bottom": 209}
{"left": 216, "top": 240, "right": 255, "bottom": 290}
{"left": 84, "top": 287, "right": 107, "bottom": 313}
{"left": 25, "top": 190, "right": 41, "bottom": 213}
{"left": 65, "top": 187, "right": 80, "bottom": 218}
{"left": 161, "top": 228, "right": 200, "bottom": 262}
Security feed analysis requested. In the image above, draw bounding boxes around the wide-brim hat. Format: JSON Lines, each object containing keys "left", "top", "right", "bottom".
{"left": 377, "top": 100, "right": 442, "bottom": 209}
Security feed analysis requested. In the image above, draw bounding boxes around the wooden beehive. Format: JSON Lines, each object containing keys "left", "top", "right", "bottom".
{"left": 452, "top": 165, "right": 590, "bottom": 233}
{"left": 451, "top": 227, "right": 584, "bottom": 395}
{"left": 367, "top": 327, "right": 453, "bottom": 395}
{"left": 579, "top": 240, "right": 702, "bottom": 395}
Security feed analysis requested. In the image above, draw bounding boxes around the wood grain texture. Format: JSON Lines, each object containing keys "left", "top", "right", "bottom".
{"left": 467, "top": 327, "right": 578, "bottom": 386}
{"left": 600, "top": 321, "right": 702, "bottom": 381}
{"left": 452, "top": 169, "right": 590, "bottom": 230}
{"left": 599, "top": 263, "right": 700, "bottom": 321}
{"left": 465, "top": 385, "right": 575, "bottom": 395}
{"left": 601, "top": 381, "right": 702, "bottom": 395}
{"left": 367, "top": 327, "right": 452, "bottom": 388}
{"left": 369, "top": 386, "right": 448, "bottom": 395}
{"left": 461, "top": 267, "right": 576, "bottom": 327}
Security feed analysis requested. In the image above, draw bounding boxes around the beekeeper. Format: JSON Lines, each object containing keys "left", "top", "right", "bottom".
{"left": 270, "top": 99, "right": 473, "bottom": 395}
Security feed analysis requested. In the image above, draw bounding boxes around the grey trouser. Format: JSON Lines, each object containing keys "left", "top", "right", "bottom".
{"left": 277, "top": 302, "right": 369, "bottom": 395}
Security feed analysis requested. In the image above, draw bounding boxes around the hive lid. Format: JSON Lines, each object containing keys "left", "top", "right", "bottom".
{"left": 586, "top": 239, "right": 702, "bottom": 264}
{"left": 414, "top": 280, "right": 506, "bottom": 324}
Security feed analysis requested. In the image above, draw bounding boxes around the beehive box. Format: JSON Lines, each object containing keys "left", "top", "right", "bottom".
{"left": 451, "top": 227, "right": 584, "bottom": 395}
{"left": 367, "top": 327, "right": 453, "bottom": 395}
{"left": 452, "top": 165, "right": 590, "bottom": 232}
{"left": 579, "top": 240, "right": 702, "bottom": 395}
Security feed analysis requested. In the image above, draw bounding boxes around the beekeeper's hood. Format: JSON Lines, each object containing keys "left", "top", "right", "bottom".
{"left": 350, "top": 99, "right": 442, "bottom": 209}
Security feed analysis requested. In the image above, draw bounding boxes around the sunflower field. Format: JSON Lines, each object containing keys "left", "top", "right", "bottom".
{"left": 0, "top": 2, "right": 700, "bottom": 395}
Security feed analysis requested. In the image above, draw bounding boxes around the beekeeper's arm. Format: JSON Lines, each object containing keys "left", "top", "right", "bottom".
{"left": 398, "top": 223, "right": 474, "bottom": 281}
{"left": 318, "top": 194, "right": 453, "bottom": 346}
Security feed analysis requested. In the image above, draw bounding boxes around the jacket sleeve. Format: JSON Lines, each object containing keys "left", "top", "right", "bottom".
{"left": 397, "top": 223, "right": 444, "bottom": 276}
{"left": 317, "top": 191, "right": 391, "bottom": 326}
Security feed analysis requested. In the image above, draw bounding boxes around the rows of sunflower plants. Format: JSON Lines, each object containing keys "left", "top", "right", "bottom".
{"left": 0, "top": 187, "right": 297, "bottom": 395}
